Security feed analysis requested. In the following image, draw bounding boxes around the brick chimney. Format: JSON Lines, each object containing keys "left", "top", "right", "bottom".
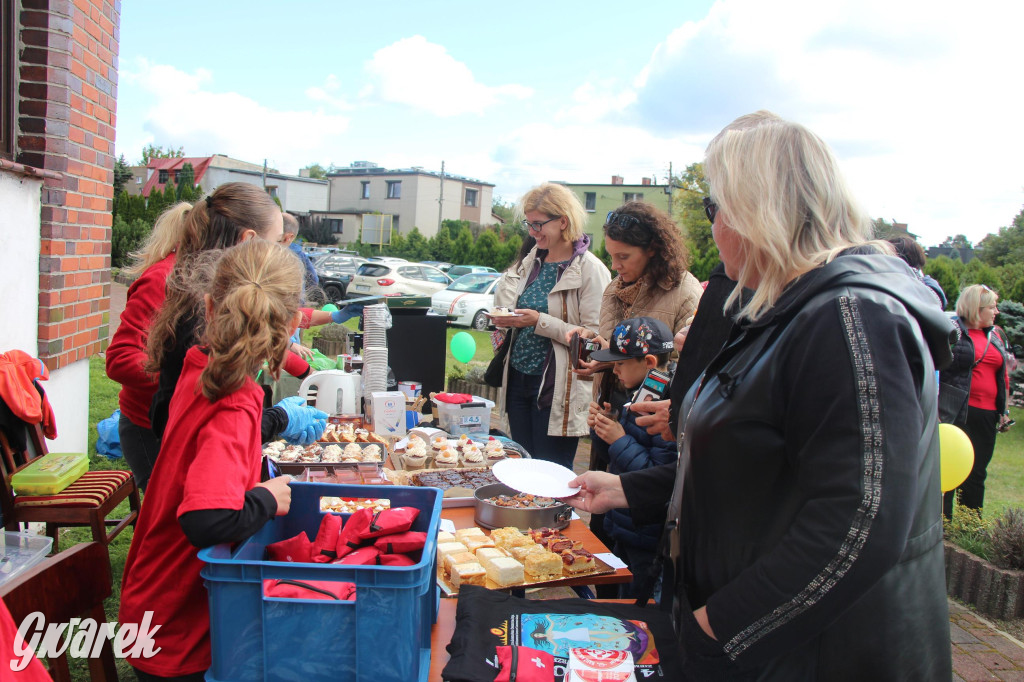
{"left": 611, "top": 175, "right": 623, "bottom": 185}
{"left": 641, "top": 177, "right": 651, "bottom": 186}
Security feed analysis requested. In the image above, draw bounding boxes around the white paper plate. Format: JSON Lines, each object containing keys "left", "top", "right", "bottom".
{"left": 492, "top": 458, "right": 581, "bottom": 498}
{"left": 483, "top": 311, "right": 523, "bottom": 318}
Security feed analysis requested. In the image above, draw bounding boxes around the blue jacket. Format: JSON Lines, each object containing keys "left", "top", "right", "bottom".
{"left": 603, "top": 406, "right": 677, "bottom": 551}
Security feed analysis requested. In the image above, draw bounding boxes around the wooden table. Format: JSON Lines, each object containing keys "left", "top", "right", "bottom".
{"left": 428, "top": 507, "right": 634, "bottom": 680}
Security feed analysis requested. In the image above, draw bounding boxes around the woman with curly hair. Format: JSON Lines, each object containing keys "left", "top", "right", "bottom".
{"left": 566, "top": 202, "right": 703, "bottom": 563}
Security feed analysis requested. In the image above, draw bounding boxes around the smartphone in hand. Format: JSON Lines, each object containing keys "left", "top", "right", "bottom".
{"left": 632, "top": 368, "right": 672, "bottom": 404}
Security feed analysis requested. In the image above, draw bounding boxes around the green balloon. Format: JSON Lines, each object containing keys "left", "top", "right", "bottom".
{"left": 450, "top": 331, "right": 476, "bottom": 363}
{"left": 321, "top": 303, "right": 339, "bottom": 313}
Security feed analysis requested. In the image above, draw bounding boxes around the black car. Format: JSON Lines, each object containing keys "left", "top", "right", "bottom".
{"left": 315, "top": 254, "right": 367, "bottom": 302}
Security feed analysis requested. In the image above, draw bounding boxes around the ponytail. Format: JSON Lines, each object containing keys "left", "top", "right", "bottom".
{"left": 200, "top": 240, "right": 302, "bottom": 401}
{"left": 123, "top": 202, "right": 192, "bottom": 276}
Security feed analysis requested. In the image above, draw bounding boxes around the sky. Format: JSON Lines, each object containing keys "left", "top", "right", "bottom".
{"left": 115, "top": 0, "right": 1024, "bottom": 247}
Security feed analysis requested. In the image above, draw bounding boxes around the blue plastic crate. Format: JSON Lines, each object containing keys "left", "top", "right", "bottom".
{"left": 199, "top": 483, "right": 442, "bottom": 682}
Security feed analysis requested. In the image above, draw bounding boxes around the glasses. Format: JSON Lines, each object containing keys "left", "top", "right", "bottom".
{"left": 702, "top": 196, "right": 718, "bottom": 224}
{"left": 605, "top": 211, "right": 643, "bottom": 230}
{"left": 522, "top": 217, "right": 560, "bottom": 232}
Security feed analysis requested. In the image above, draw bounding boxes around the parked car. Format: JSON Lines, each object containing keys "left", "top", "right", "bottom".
{"left": 347, "top": 262, "right": 452, "bottom": 298}
{"left": 431, "top": 273, "right": 501, "bottom": 330}
{"left": 420, "top": 260, "right": 453, "bottom": 273}
{"left": 446, "top": 265, "right": 497, "bottom": 279}
{"left": 315, "top": 254, "right": 367, "bottom": 301}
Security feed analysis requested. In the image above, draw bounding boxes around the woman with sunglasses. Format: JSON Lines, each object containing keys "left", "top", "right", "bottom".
{"left": 490, "top": 183, "right": 611, "bottom": 469}
{"left": 564, "top": 202, "right": 702, "bottom": 561}
{"left": 940, "top": 284, "right": 1013, "bottom": 518}
{"left": 566, "top": 111, "right": 954, "bottom": 679}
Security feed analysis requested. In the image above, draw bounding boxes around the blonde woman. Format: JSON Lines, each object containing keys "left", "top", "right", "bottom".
{"left": 491, "top": 183, "right": 611, "bottom": 468}
{"left": 567, "top": 112, "right": 954, "bottom": 679}
{"left": 940, "top": 284, "right": 1012, "bottom": 517}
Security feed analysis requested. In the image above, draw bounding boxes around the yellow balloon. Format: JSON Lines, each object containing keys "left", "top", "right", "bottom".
{"left": 939, "top": 423, "right": 975, "bottom": 493}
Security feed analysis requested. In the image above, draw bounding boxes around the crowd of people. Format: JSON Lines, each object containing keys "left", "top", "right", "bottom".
{"left": 100, "top": 110, "right": 1018, "bottom": 679}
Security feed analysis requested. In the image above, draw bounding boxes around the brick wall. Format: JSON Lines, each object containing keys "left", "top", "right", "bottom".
{"left": 16, "top": 0, "right": 119, "bottom": 370}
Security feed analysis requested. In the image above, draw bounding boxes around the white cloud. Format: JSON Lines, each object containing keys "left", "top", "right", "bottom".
{"left": 361, "top": 36, "right": 533, "bottom": 116}
{"left": 305, "top": 73, "right": 353, "bottom": 111}
{"left": 615, "top": 0, "right": 1024, "bottom": 244}
{"left": 119, "top": 58, "right": 351, "bottom": 174}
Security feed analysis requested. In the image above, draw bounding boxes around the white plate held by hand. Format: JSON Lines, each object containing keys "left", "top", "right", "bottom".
{"left": 492, "top": 458, "right": 581, "bottom": 498}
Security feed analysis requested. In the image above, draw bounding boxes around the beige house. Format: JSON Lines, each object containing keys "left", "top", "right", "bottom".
{"left": 326, "top": 162, "right": 494, "bottom": 243}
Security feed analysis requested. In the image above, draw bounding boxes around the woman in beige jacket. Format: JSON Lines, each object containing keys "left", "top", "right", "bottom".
{"left": 491, "top": 183, "right": 611, "bottom": 468}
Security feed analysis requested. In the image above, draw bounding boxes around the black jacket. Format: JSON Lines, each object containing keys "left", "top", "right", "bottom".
{"left": 938, "top": 315, "right": 1007, "bottom": 424}
{"left": 623, "top": 253, "right": 956, "bottom": 680}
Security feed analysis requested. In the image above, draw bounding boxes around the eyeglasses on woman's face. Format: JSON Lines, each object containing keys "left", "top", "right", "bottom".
{"left": 522, "top": 217, "right": 560, "bottom": 233}
{"left": 702, "top": 196, "right": 718, "bottom": 224}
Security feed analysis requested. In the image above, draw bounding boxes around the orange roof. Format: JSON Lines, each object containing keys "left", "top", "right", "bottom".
{"left": 141, "top": 156, "right": 214, "bottom": 197}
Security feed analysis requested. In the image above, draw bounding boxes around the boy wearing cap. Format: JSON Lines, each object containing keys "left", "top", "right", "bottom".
{"left": 588, "top": 316, "right": 678, "bottom": 599}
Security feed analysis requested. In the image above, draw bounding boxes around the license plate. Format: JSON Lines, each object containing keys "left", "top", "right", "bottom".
{"left": 355, "top": 285, "right": 369, "bottom": 291}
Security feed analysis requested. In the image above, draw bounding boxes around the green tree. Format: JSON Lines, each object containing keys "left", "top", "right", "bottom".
{"left": 139, "top": 144, "right": 184, "bottom": 165}
{"left": 871, "top": 218, "right": 897, "bottom": 239}
{"left": 451, "top": 230, "right": 474, "bottom": 265}
{"left": 963, "top": 257, "right": 1002, "bottom": 291}
{"left": 403, "top": 227, "right": 432, "bottom": 262}
{"left": 111, "top": 217, "right": 151, "bottom": 268}
{"left": 443, "top": 219, "right": 472, "bottom": 243}
{"left": 431, "top": 228, "right": 453, "bottom": 263}
{"left": 176, "top": 162, "right": 195, "bottom": 201}
{"left": 978, "top": 206, "right": 1024, "bottom": 268}
{"left": 145, "top": 188, "right": 165, "bottom": 223}
{"left": 302, "top": 163, "right": 328, "bottom": 180}
{"left": 997, "top": 263, "right": 1024, "bottom": 305}
{"left": 163, "top": 180, "right": 178, "bottom": 208}
{"left": 923, "top": 255, "right": 964, "bottom": 308}
{"left": 113, "top": 154, "right": 133, "bottom": 195}
{"left": 112, "top": 190, "right": 129, "bottom": 224}
{"left": 471, "top": 229, "right": 501, "bottom": 268}
{"left": 300, "top": 217, "right": 336, "bottom": 245}
{"left": 499, "top": 233, "right": 523, "bottom": 271}
{"left": 674, "top": 162, "right": 720, "bottom": 281}
{"left": 593, "top": 239, "right": 613, "bottom": 271}
{"left": 492, "top": 198, "right": 516, "bottom": 226}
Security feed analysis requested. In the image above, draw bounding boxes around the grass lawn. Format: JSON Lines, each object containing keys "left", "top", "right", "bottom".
{"left": 974, "top": 404, "right": 1024, "bottom": 515}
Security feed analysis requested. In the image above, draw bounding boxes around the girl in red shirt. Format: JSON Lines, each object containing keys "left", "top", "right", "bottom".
{"left": 119, "top": 239, "right": 302, "bottom": 680}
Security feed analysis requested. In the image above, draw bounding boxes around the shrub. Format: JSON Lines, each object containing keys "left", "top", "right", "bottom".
{"left": 447, "top": 364, "right": 466, "bottom": 382}
{"left": 111, "top": 217, "right": 150, "bottom": 268}
{"left": 944, "top": 503, "right": 992, "bottom": 560}
{"left": 988, "top": 507, "right": 1024, "bottom": 570}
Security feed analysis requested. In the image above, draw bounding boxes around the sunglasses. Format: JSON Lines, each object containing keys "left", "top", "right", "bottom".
{"left": 521, "top": 217, "right": 559, "bottom": 232}
{"left": 702, "top": 196, "right": 718, "bottom": 224}
{"left": 605, "top": 211, "right": 643, "bottom": 230}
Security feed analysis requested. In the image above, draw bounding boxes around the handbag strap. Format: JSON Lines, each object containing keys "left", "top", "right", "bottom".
{"left": 972, "top": 331, "right": 994, "bottom": 368}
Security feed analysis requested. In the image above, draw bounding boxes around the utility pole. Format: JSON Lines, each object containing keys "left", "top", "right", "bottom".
{"left": 262, "top": 159, "right": 267, "bottom": 189}
{"left": 437, "top": 160, "right": 445, "bottom": 236}
{"left": 666, "top": 161, "right": 674, "bottom": 218}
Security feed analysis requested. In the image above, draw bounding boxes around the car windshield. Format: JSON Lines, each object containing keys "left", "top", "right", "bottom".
{"left": 449, "top": 273, "right": 498, "bottom": 293}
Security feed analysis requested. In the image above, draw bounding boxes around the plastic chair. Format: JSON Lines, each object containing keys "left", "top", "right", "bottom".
{"left": 0, "top": 541, "right": 118, "bottom": 680}
{"left": 0, "top": 421, "right": 140, "bottom": 552}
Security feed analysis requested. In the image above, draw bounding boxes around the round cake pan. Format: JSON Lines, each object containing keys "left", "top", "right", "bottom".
{"left": 473, "top": 482, "right": 572, "bottom": 531}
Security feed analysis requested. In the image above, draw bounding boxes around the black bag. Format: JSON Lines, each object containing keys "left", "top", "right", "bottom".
{"left": 442, "top": 585, "right": 683, "bottom": 682}
{"left": 485, "top": 331, "right": 515, "bottom": 388}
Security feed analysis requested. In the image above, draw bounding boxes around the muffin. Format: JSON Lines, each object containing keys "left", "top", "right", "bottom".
{"left": 484, "top": 438, "right": 506, "bottom": 464}
{"left": 434, "top": 446, "right": 460, "bottom": 469}
{"left": 461, "top": 444, "right": 485, "bottom": 468}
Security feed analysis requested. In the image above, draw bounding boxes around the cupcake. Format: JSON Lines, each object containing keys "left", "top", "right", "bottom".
{"left": 434, "top": 446, "right": 459, "bottom": 469}
{"left": 461, "top": 444, "right": 485, "bottom": 468}
{"left": 484, "top": 437, "right": 506, "bottom": 463}
{"left": 457, "top": 434, "right": 471, "bottom": 449}
{"left": 403, "top": 445, "right": 428, "bottom": 471}
{"left": 407, "top": 435, "right": 427, "bottom": 451}
{"left": 431, "top": 435, "right": 448, "bottom": 451}
{"left": 361, "top": 444, "right": 383, "bottom": 463}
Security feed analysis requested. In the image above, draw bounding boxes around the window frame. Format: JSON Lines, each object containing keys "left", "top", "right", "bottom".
{"left": 386, "top": 180, "right": 401, "bottom": 199}
{"left": 584, "top": 192, "right": 596, "bottom": 212}
{"left": 360, "top": 181, "right": 370, "bottom": 199}
{"left": 623, "top": 192, "right": 643, "bottom": 202}
{"left": 159, "top": 169, "right": 169, "bottom": 183}
{"left": 464, "top": 188, "right": 478, "bottom": 207}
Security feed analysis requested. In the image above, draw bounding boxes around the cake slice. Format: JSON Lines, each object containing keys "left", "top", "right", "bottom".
{"left": 464, "top": 536, "right": 496, "bottom": 553}
{"left": 525, "top": 550, "right": 564, "bottom": 580}
{"left": 492, "top": 527, "right": 533, "bottom": 550}
{"left": 508, "top": 543, "right": 546, "bottom": 562}
{"left": 437, "top": 541, "right": 469, "bottom": 567}
{"left": 444, "top": 551, "right": 478, "bottom": 576}
{"left": 475, "top": 547, "right": 508, "bottom": 571}
{"left": 455, "top": 527, "right": 487, "bottom": 544}
{"left": 437, "top": 531, "right": 456, "bottom": 544}
{"left": 451, "top": 562, "right": 486, "bottom": 588}
{"left": 486, "top": 556, "right": 525, "bottom": 587}
{"left": 560, "top": 548, "right": 596, "bottom": 574}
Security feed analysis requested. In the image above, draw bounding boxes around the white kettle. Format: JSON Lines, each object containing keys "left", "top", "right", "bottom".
{"left": 298, "top": 370, "right": 362, "bottom": 415}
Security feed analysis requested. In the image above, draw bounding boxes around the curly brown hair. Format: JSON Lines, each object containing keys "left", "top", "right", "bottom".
{"left": 604, "top": 201, "right": 690, "bottom": 288}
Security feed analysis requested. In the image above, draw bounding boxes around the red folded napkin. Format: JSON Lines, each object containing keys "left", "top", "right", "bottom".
{"left": 373, "top": 530, "right": 426, "bottom": 554}
{"left": 311, "top": 513, "right": 343, "bottom": 563}
{"left": 433, "top": 393, "right": 473, "bottom": 404}
{"left": 266, "top": 533, "right": 312, "bottom": 563}
{"left": 262, "top": 579, "right": 356, "bottom": 601}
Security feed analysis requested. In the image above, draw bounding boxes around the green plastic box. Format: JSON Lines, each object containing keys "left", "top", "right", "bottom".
{"left": 11, "top": 452, "right": 88, "bottom": 496}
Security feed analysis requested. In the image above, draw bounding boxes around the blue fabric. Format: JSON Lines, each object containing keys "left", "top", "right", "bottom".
{"left": 289, "top": 243, "right": 319, "bottom": 293}
{"left": 510, "top": 261, "right": 562, "bottom": 375}
{"left": 96, "top": 409, "right": 123, "bottom": 458}
{"left": 603, "top": 407, "right": 677, "bottom": 551}
{"left": 504, "top": 368, "right": 579, "bottom": 468}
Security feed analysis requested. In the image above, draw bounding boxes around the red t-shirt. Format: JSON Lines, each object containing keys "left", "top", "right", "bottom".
{"left": 968, "top": 328, "right": 1003, "bottom": 411}
{"left": 105, "top": 253, "right": 176, "bottom": 427}
{"left": 119, "top": 346, "right": 264, "bottom": 676}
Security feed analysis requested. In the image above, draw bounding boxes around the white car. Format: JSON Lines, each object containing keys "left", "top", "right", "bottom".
{"left": 347, "top": 262, "right": 452, "bottom": 298}
{"left": 431, "top": 273, "right": 502, "bottom": 329}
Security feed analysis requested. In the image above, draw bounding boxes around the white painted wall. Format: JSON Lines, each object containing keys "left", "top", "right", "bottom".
{"left": 0, "top": 170, "right": 89, "bottom": 454}
{"left": 45, "top": 359, "right": 90, "bottom": 453}
{"left": 0, "top": 171, "right": 42, "bottom": 353}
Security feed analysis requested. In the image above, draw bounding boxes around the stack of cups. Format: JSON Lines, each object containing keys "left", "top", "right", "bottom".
{"left": 361, "top": 346, "right": 389, "bottom": 397}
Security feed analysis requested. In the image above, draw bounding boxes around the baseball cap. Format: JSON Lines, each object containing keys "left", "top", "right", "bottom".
{"left": 590, "top": 316, "right": 674, "bottom": 362}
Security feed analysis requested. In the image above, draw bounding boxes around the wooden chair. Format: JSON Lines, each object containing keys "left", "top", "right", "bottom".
{"left": 0, "top": 422, "right": 140, "bottom": 553}
{"left": 0, "top": 541, "right": 118, "bottom": 680}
